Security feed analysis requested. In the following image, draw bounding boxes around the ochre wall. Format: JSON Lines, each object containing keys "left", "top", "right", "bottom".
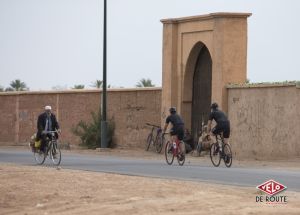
{"left": 228, "top": 84, "right": 300, "bottom": 159}
{"left": 0, "top": 88, "right": 162, "bottom": 149}
{"left": 1, "top": 85, "right": 299, "bottom": 160}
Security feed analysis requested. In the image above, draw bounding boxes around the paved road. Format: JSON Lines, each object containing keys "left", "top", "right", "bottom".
{"left": 1, "top": 149, "right": 300, "bottom": 191}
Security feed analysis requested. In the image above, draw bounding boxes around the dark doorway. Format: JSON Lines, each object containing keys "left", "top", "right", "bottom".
{"left": 191, "top": 45, "right": 212, "bottom": 144}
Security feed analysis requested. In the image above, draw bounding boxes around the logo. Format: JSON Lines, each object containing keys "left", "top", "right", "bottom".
{"left": 255, "top": 179, "right": 288, "bottom": 204}
{"left": 256, "top": 179, "right": 287, "bottom": 196}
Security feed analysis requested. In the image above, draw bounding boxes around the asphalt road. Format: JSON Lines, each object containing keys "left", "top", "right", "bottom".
{"left": 1, "top": 148, "right": 300, "bottom": 191}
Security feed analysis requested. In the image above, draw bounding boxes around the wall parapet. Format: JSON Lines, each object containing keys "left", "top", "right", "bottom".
{"left": 161, "top": 12, "right": 252, "bottom": 24}
{"left": 227, "top": 82, "right": 299, "bottom": 89}
{"left": 0, "top": 87, "right": 162, "bottom": 96}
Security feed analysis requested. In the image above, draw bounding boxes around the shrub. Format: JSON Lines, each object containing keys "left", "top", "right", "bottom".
{"left": 72, "top": 111, "right": 115, "bottom": 149}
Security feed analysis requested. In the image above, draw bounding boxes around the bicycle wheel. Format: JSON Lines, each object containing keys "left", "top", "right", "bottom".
{"left": 223, "top": 144, "right": 232, "bottom": 168}
{"left": 165, "top": 141, "right": 174, "bottom": 165}
{"left": 146, "top": 134, "right": 153, "bottom": 151}
{"left": 210, "top": 143, "right": 221, "bottom": 167}
{"left": 50, "top": 141, "right": 61, "bottom": 166}
{"left": 155, "top": 134, "right": 164, "bottom": 153}
{"left": 177, "top": 153, "right": 185, "bottom": 166}
{"left": 34, "top": 149, "right": 46, "bottom": 165}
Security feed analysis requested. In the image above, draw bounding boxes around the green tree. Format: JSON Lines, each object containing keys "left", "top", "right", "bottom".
{"left": 0, "top": 85, "right": 3, "bottom": 92}
{"left": 9, "top": 79, "right": 28, "bottom": 91}
{"left": 72, "top": 111, "right": 115, "bottom": 149}
{"left": 72, "top": 85, "right": 85, "bottom": 89}
{"left": 91, "top": 80, "right": 103, "bottom": 88}
{"left": 136, "top": 78, "right": 155, "bottom": 87}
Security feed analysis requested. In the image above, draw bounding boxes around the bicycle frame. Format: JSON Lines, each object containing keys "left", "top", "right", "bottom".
{"left": 210, "top": 133, "right": 232, "bottom": 167}
{"left": 164, "top": 132, "right": 185, "bottom": 166}
{"left": 171, "top": 139, "right": 180, "bottom": 156}
{"left": 46, "top": 133, "right": 56, "bottom": 152}
{"left": 215, "top": 134, "right": 224, "bottom": 146}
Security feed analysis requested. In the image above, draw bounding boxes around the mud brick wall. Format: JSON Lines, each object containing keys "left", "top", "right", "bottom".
{"left": 0, "top": 88, "right": 162, "bottom": 149}
{"left": 1, "top": 85, "right": 300, "bottom": 160}
{"left": 228, "top": 84, "right": 300, "bottom": 159}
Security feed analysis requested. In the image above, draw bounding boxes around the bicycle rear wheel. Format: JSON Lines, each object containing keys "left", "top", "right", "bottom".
{"left": 177, "top": 153, "right": 185, "bottom": 166}
{"left": 210, "top": 143, "right": 221, "bottom": 167}
{"left": 155, "top": 134, "right": 164, "bottom": 153}
{"left": 223, "top": 144, "right": 232, "bottom": 168}
{"left": 165, "top": 141, "right": 174, "bottom": 165}
{"left": 34, "top": 149, "right": 46, "bottom": 165}
{"left": 50, "top": 141, "right": 61, "bottom": 166}
{"left": 146, "top": 134, "right": 153, "bottom": 151}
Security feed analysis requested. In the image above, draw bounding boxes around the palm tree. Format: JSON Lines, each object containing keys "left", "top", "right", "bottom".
{"left": 136, "top": 78, "right": 155, "bottom": 87}
{"left": 5, "top": 87, "right": 15, "bottom": 92}
{"left": 91, "top": 80, "right": 103, "bottom": 88}
{"left": 10, "top": 79, "right": 28, "bottom": 91}
{"left": 73, "top": 85, "right": 85, "bottom": 89}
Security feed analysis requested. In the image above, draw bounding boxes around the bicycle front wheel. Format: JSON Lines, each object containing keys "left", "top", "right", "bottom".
{"left": 210, "top": 143, "right": 221, "bottom": 167}
{"left": 165, "top": 141, "right": 174, "bottom": 165}
{"left": 34, "top": 150, "right": 46, "bottom": 165}
{"left": 223, "top": 144, "right": 232, "bottom": 168}
{"left": 50, "top": 141, "right": 61, "bottom": 166}
{"left": 155, "top": 134, "right": 164, "bottom": 153}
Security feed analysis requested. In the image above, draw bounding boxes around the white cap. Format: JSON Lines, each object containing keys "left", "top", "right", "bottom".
{"left": 45, "top": 105, "right": 52, "bottom": 110}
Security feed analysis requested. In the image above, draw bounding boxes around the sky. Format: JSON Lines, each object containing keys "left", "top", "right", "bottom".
{"left": 0, "top": 0, "right": 299, "bottom": 91}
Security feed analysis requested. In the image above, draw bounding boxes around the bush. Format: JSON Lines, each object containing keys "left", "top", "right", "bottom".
{"left": 72, "top": 111, "right": 115, "bottom": 149}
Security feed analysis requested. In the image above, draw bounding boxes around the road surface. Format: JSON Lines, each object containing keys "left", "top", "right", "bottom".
{"left": 1, "top": 148, "right": 299, "bottom": 191}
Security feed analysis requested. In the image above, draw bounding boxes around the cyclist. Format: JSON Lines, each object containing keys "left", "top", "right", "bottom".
{"left": 207, "top": 102, "right": 230, "bottom": 148}
{"left": 163, "top": 107, "right": 185, "bottom": 158}
{"left": 36, "top": 106, "right": 60, "bottom": 152}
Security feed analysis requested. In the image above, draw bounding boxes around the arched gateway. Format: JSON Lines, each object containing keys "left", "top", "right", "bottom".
{"left": 161, "top": 13, "right": 251, "bottom": 143}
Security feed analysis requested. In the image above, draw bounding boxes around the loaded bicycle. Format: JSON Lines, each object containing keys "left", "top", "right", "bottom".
{"left": 30, "top": 130, "right": 61, "bottom": 166}
{"left": 145, "top": 123, "right": 164, "bottom": 153}
{"left": 210, "top": 133, "right": 232, "bottom": 167}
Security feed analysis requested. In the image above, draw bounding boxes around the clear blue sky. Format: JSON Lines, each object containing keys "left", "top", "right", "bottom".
{"left": 0, "top": 0, "right": 299, "bottom": 90}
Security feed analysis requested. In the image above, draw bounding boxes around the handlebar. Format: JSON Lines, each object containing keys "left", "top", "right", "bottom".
{"left": 43, "top": 131, "right": 58, "bottom": 133}
{"left": 42, "top": 130, "right": 60, "bottom": 135}
{"left": 145, "top": 123, "right": 161, "bottom": 129}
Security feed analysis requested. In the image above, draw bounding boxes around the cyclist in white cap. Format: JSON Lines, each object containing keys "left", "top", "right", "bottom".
{"left": 36, "top": 106, "right": 60, "bottom": 152}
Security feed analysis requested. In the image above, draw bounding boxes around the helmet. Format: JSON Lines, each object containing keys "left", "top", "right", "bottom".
{"left": 45, "top": 105, "right": 52, "bottom": 110}
{"left": 211, "top": 103, "right": 218, "bottom": 110}
{"left": 169, "top": 107, "right": 176, "bottom": 113}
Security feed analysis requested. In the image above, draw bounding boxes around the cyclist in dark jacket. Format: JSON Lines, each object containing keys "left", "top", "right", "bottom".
{"left": 207, "top": 102, "right": 230, "bottom": 145}
{"left": 163, "top": 107, "right": 185, "bottom": 157}
{"left": 36, "top": 106, "right": 60, "bottom": 152}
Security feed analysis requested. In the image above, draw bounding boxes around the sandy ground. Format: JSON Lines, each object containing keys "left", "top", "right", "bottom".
{"left": 0, "top": 163, "right": 300, "bottom": 215}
